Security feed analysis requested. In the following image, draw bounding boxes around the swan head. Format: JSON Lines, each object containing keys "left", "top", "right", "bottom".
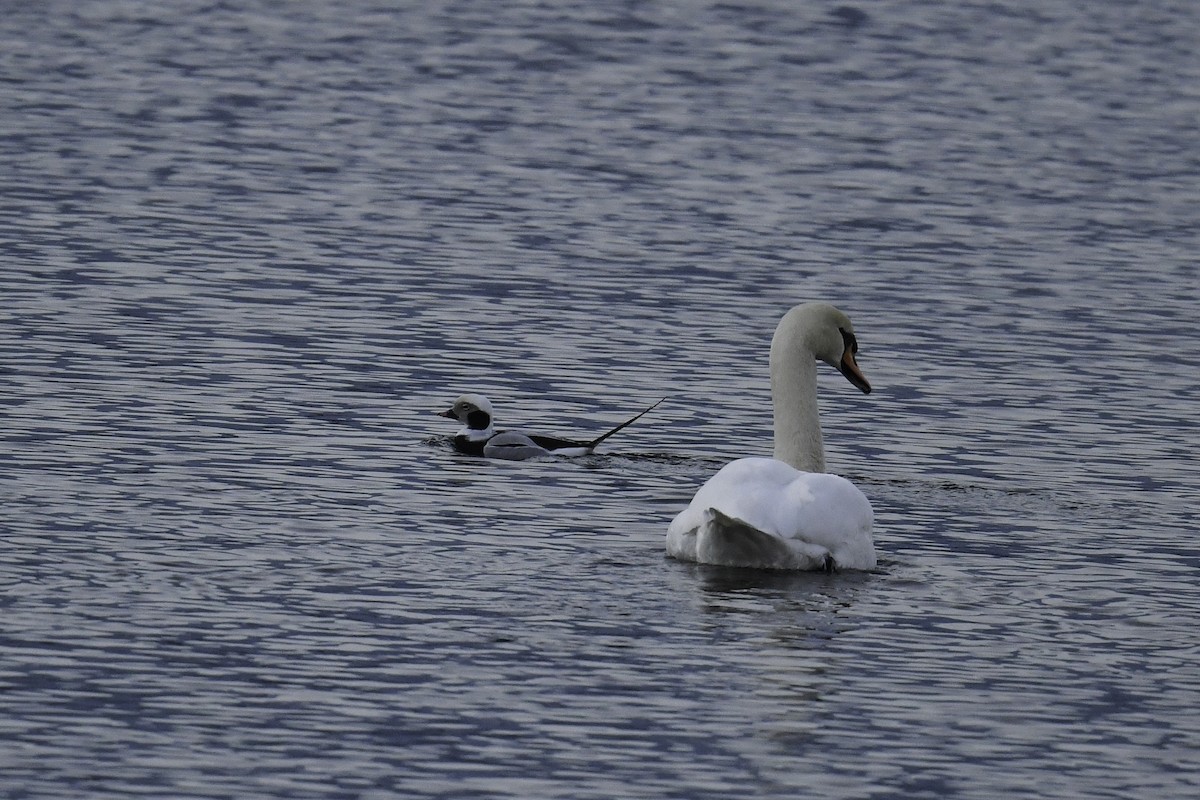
{"left": 438, "top": 393, "right": 495, "bottom": 436}
{"left": 777, "top": 303, "right": 872, "bottom": 394}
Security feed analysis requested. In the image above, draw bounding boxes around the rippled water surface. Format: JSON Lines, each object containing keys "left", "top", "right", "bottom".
{"left": 3, "top": 1, "right": 1198, "bottom": 798}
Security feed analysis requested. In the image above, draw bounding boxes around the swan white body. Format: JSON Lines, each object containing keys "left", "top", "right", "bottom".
{"left": 666, "top": 458, "right": 875, "bottom": 570}
{"left": 666, "top": 303, "right": 876, "bottom": 571}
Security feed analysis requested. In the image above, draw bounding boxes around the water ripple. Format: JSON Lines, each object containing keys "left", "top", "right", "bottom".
{"left": 3, "top": 1, "right": 1199, "bottom": 798}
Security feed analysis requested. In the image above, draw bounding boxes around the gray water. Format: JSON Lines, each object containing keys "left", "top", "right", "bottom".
{"left": 2, "top": 1, "right": 1198, "bottom": 798}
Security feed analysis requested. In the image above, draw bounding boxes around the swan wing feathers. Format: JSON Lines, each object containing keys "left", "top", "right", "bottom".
{"left": 667, "top": 457, "right": 875, "bottom": 570}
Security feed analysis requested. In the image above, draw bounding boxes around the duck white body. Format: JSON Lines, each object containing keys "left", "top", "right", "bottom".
{"left": 439, "top": 394, "right": 662, "bottom": 460}
{"left": 666, "top": 303, "right": 876, "bottom": 571}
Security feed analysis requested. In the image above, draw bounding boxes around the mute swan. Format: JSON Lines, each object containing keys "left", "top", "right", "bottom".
{"left": 666, "top": 303, "right": 875, "bottom": 571}
{"left": 439, "top": 394, "right": 663, "bottom": 460}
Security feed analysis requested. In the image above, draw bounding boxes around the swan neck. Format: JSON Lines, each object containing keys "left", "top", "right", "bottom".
{"left": 770, "top": 337, "right": 826, "bottom": 473}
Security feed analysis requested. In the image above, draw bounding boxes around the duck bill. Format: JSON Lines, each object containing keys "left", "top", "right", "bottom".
{"left": 437, "top": 408, "right": 457, "bottom": 419}
{"left": 839, "top": 351, "right": 872, "bottom": 394}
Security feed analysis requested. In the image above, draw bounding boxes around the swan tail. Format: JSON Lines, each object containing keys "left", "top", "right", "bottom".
{"left": 697, "top": 508, "right": 833, "bottom": 571}
{"left": 584, "top": 398, "right": 665, "bottom": 451}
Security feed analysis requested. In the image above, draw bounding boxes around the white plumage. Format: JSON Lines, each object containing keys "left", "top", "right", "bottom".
{"left": 438, "top": 394, "right": 663, "bottom": 460}
{"left": 666, "top": 302, "right": 876, "bottom": 571}
{"left": 666, "top": 458, "right": 874, "bottom": 570}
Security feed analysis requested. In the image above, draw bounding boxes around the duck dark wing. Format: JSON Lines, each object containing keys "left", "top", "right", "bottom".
{"left": 527, "top": 434, "right": 589, "bottom": 451}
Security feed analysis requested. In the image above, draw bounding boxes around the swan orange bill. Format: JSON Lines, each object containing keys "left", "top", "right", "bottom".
{"left": 839, "top": 349, "right": 872, "bottom": 394}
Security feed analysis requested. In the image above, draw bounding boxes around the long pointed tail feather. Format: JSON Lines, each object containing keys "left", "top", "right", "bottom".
{"left": 586, "top": 398, "right": 665, "bottom": 450}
